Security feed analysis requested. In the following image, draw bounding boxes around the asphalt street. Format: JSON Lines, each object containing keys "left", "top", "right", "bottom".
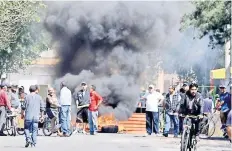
{"left": 0, "top": 133, "right": 231, "bottom": 151}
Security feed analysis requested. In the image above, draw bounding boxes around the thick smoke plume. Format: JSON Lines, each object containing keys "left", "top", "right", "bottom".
{"left": 44, "top": 1, "right": 190, "bottom": 120}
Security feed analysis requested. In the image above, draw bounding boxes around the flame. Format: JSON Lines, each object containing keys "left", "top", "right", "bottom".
{"left": 98, "top": 114, "right": 125, "bottom": 132}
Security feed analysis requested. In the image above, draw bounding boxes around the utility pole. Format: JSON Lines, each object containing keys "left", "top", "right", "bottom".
{"left": 225, "top": 40, "right": 231, "bottom": 91}
{"left": 230, "top": 39, "right": 232, "bottom": 92}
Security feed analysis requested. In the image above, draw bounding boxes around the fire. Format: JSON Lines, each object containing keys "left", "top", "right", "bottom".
{"left": 98, "top": 114, "right": 125, "bottom": 133}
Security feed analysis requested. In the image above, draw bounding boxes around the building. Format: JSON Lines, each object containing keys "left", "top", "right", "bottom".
{"left": 3, "top": 50, "right": 179, "bottom": 93}
{"left": 3, "top": 50, "right": 59, "bottom": 93}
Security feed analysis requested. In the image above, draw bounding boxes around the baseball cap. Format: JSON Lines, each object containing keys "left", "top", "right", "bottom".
{"left": 148, "top": 84, "right": 154, "bottom": 89}
{"left": 81, "top": 82, "right": 87, "bottom": 86}
{"left": 219, "top": 85, "right": 226, "bottom": 88}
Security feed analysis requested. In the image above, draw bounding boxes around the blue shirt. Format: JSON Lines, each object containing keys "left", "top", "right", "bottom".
{"left": 203, "top": 98, "right": 213, "bottom": 113}
{"left": 219, "top": 92, "right": 231, "bottom": 112}
{"left": 23, "top": 93, "right": 45, "bottom": 121}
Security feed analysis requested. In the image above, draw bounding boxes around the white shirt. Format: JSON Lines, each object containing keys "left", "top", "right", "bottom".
{"left": 59, "top": 87, "right": 72, "bottom": 106}
{"left": 145, "top": 91, "right": 163, "bottom": 112}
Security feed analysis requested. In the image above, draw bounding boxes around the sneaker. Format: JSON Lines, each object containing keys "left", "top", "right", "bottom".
{"left": 73, "top": 129, "right": 78, "bottom": 134}
{"left": 0, "top": 133, "right": 7, "bottom": 136}
{"left": 155, "top": 133, "right": 162, "bottom": 137}
{"left": 82, "top": 130, "right": 87, "bottom": 135}
{"left": 30, "top": 143, "right": 36, "bottom": 147}
{"left": 163, "top": 133, "right": 168, "bottom": 137}
{"left": 25, "top": 142, "right": 30, "bottom": 148}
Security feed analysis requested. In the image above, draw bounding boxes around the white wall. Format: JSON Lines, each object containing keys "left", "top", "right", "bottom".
{"left": 7, "top": 65, "right": 56, "bottom": 86}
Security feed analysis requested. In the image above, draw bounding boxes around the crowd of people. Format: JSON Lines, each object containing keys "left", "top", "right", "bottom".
{"left": 0, "top": 81, "right": 103, "bottom": 147}
{"left": 139, "top": 83, "right": 231, "bottom": 141}
{"left": 0, "top": 81, "right": 231, "bottom": 147}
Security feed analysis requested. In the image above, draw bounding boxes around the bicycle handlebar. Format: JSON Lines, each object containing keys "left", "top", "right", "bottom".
{"left": 179, "top": 114, "right": 200, "bottom": 119}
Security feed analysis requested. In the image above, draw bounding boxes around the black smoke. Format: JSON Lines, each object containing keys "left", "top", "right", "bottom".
{"left": 44, "top": 1, "right": 189, "bottom": 120}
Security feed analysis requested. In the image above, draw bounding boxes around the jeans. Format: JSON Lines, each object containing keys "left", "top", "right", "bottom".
{"left": 24, "top": 119, "right": 38, "bottom": 145}
{"left": 164, "top": 113, "right": 179, "bottom": 136}
{"left": 0, "top": 106, "right": 6, "bottom": 133}
{"left": 60, "top": 105, "right": 71, "bottom": 135}
{"left": 179, "top": 116, "right": 184, "bottom": 134}
{"left": 146, "top": 111, "right": 159, "bottom": 134}
{"left": 88, "top": 110, "right": 98, "bottom": 135}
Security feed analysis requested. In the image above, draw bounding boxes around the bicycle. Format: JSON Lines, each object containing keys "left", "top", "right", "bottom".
{"left": 199, "top": 110, "right": 219, "bottom": 138}
{"left": 16, "top": 115, "right": 25, "bottom": 135}
{"left": 72, "top": 104, "right": 89, "bottom": 134}
{"left": 180, "top": 115, "right": 201, "bottom": 151}
{"left": 42, "top": 113, "right": 74, "bottom": 136}
{"left": 5, "top": 112, "right": 17, "bottom": 136}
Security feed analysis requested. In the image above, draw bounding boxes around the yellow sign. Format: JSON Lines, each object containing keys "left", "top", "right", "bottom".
{"left": 211, "top": 67, "right": 232, "bottom": 79}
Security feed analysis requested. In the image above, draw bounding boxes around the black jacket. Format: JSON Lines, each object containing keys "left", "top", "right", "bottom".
{"left": 180, "top": 91, "right": 203, "bottom": 116}
{"left": 73, "top": 90, "right": 90, "bottom": 106}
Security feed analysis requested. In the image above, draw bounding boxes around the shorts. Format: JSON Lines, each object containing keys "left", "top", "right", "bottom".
{"left": 226, "top": 110, "right": 232, "bottom": 126}
{"left": 76, "top": 107, "right": 88, "bottom": 123}
{"left": 220, "top": 110, "right": 230, "bottom": 125}
{"left": 46, "top": 108, "right": 58, "bottom": 119}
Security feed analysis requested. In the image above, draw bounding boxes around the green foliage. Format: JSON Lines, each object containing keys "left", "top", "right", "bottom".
{"left": 180, "top": 1, "right": 231, "bottom": 48}
{"left": 0, "top": 1, "right": 50, "bottom": 75}
{"left": 178, "top": 67, "right": 198, "bottom": 84}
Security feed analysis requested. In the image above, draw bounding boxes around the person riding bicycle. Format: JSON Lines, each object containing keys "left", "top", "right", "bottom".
{"left": 179, "top": 83, "right": 203, "bottom": 140}
{"left": 73, "top": 82, "right": 90, "bottom": 134}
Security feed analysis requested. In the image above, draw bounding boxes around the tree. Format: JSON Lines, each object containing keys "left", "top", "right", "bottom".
{"left": 0, "top": 1, "right": 50, "bottom": 77}
{"left": 180, "top": 1, "right": 231, "bottom": 48}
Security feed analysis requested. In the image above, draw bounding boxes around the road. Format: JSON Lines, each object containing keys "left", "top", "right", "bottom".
{"left": 0, "top": 133, "right": 231, "bottom": 151}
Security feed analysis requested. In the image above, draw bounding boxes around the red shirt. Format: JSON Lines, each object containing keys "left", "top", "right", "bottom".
{"left": 89, "top": 91, "right": 102, "bottom": 111}
{"left": 0, "top": 90, "right": 11, "bottom": 110}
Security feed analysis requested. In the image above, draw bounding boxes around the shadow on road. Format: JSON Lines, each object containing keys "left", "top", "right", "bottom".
{"left": 202, "top": 137, "right": 227, "bottom": 141}
{"left": 4, "top": 145, "right": 25, "bottom": 148}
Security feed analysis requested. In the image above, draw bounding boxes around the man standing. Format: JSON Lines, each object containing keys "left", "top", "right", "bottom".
{"left": 144, "top": 84, "right": 163, "bottom": 136}
{"left": 73, "top": 82, "right": 90, "bottom": 134}
{"left": 179, "top": 83, "right": 189, "bottom": 134}
{"left": 10, "top": 85, "right": 20, "bottom": 109}
{"left": 59, "top": 82, "right": 72, "bottom": 137}
{"left": 218, "top": 85, "right": 231, "bottom": 137}
{"left": 203, "top": 94, "right": 213, "bottom": 114}
{"left": 21, "top": 85, "right": 45, "bottom": 147}
{"left": 0, "top": 85, "right": 12, "bottom": 136}
{"left": 163, "top": 86, "right": 181, "bottom": 138}
{"left": 89, "top": 85, "right": 102, "bottom": 135}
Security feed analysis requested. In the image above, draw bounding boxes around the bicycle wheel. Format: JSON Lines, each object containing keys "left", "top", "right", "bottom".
{"left": 12, "top": 126, "right": 16, "bottom": 136}
{"left": 16, "top": 128, "right": 25, "bottom": 135}
{"left": 42, "top": 118, "right": 52, "bottom": 136}
{"left": 74, "top": 117, "right": 84, "bottom": 133}
{"left": 5, "top": 118, "right": 12, "bottom": 136}
{"left": 181, "top": 128, "right": 190, "bottom": 151}
{"left": 200, "top": 120, "right": 216, "bottom": 138}
{"left": 12, "top": 117, "right": 17, "bottom": 136}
